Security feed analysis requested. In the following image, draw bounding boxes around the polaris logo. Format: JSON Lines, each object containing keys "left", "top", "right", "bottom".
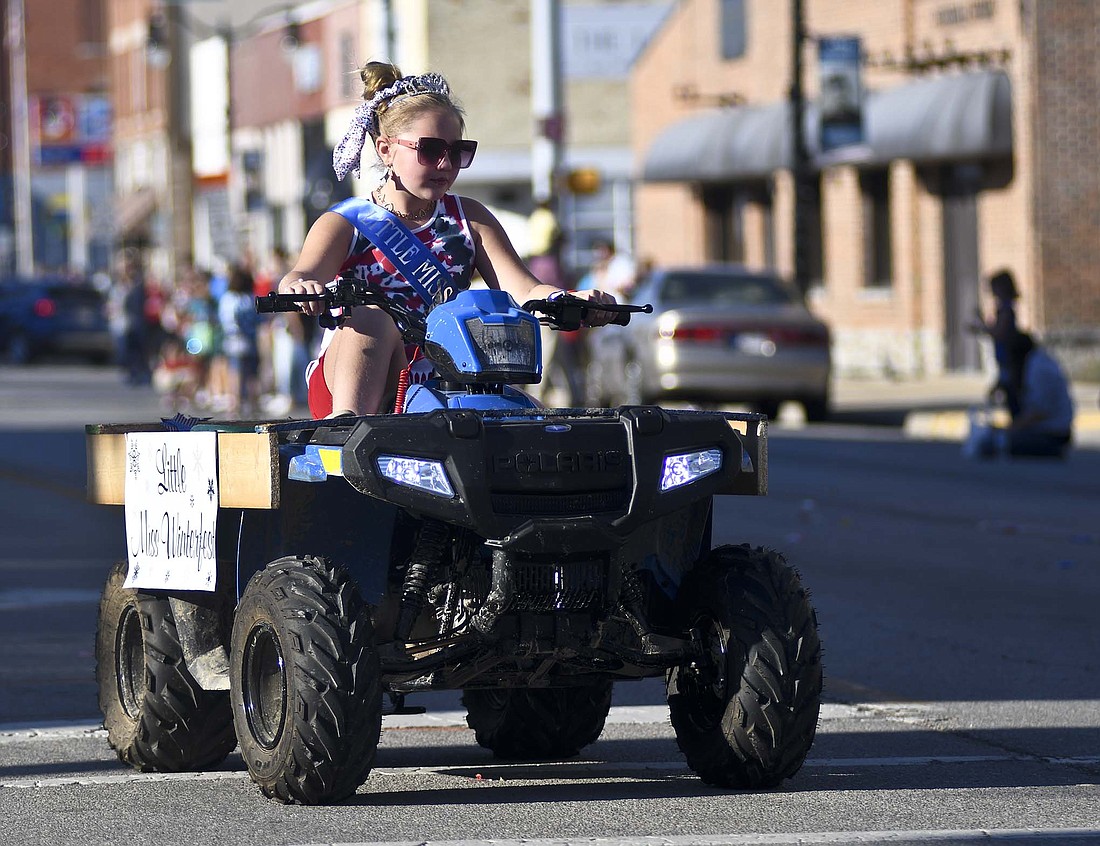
{"left": 493, "top": 450, "right": 625, "bottom": 474}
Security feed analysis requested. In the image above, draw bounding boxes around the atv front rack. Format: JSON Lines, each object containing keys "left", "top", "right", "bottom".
{"left": 87, "top": 406, "right": 766, "bottom": 523}
{"left": 267, "top": 406, "right": 766, "bottom": 546}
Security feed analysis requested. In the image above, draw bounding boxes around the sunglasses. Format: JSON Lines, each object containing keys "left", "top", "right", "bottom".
{"left": 390, "top": 136, "right": 478, "bottom": 169}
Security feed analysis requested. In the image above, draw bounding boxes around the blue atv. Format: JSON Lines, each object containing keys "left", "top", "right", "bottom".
{"left": 88, "top": 274, "right": 822, "bottom": 805}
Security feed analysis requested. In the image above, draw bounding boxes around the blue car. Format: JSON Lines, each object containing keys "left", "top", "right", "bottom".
{"left": 0, "top": 276, "right": 114, "bottom": 365}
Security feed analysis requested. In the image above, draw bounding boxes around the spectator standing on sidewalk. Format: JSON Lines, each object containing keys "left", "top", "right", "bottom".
{"left": 970, "top": 269, "right": 1022, "bottom": 415}
{"left": 106, "top": 251, "right": 151, "bottom": 386}
{"left": 525, "top": 198, "right": 582, "bottom": 406}
{"left": 265, "top": 247, "right": 311, "bottom": 414}
{"left": 218, "top": 264, "right": 262, "bottom": 416}
{"left": 577, "top": 238, "right": 636, "bottom": 301}
{"left": 526, "top": 198, "right": 568, "bottom": 288}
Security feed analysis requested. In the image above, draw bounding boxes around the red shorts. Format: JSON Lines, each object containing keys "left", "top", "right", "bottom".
{"left": 306, "top": 345, "right": 430, "bottom": 419}
{"left": 306, "top": 352, "right": 332, "bottom": 419}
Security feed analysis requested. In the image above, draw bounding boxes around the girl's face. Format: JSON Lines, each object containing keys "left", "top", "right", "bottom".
{"left": 378, "top": 109, "right": 465, "bottom": 201}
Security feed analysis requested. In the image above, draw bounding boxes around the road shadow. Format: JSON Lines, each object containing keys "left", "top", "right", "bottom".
{"left": 357, "top": 725, "right": 1100, "bottom": 805}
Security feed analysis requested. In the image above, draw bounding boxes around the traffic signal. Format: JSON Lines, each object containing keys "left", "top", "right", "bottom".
{"left": 566, "top": 168, "right": 601, "bottom": 195}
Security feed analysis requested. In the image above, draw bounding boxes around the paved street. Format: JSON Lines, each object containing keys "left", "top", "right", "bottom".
{"left": 1, "top": 364, "right": 1098, "bottom": 845}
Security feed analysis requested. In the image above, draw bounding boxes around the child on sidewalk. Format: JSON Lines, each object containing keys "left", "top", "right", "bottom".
{"left": 970, "top": 269, "right": 1021, "bottom": 416}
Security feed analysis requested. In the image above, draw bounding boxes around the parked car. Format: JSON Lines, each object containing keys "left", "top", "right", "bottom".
{"left": 0, "top": 276, "right": 114, "bottom": 365}
{"left": 585, "top": 265, "right": 832, "bottom": 420}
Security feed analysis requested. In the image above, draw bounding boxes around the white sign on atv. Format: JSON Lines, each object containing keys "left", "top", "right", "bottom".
{"left": 123, "top": 431, "right": 219, "bottom": 591}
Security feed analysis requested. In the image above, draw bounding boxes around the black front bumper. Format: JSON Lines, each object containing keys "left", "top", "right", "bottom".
{"left": 301, "top": 406, "right": 766, "bottom": 552}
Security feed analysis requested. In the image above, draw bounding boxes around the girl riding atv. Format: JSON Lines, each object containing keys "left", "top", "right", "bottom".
{"left": 277, "top": 62, "right": 618, "bottom": 419}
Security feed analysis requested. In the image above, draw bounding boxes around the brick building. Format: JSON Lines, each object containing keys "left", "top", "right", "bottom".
{"left": 631, "top": 0, "right": 1100, "bottom": 379}
{"left": 1, "top": 0, "right": 112, "bottom": 273}
{"left": 227, "top": 0, "right": 670, "bottom": 276}
{"left": 101, "top": 0, "right": 670, "bottom": 280}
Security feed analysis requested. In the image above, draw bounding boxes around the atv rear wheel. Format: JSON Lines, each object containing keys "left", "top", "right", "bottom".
{"left": 463, "top": 681, "right": 613, "bottom": 760}
{"left": 230, "top": 556, "right": 382, "bottom": 805}
{"left": 95, "top": 560, "right": 236, "bottom": 772}
{"left": 668, "top": 544, "right": 821, "bottom": 789}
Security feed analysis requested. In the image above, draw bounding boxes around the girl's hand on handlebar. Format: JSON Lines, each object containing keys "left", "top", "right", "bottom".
{"left": 279, "top": 278, "right": 329, "bottom": 316}
{"left": 568, "top": 288, "right": 618, "bottom": 326}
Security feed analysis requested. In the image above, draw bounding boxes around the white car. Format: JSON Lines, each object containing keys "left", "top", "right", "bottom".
{"left": 586, "top": 265, "right": 832, "bottom": 421}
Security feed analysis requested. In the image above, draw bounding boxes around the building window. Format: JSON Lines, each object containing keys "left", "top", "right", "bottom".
{"left": 702, "top": 186, "right": 739, "bottom": 262}
{"left": 860, "top": 168, "right": 892, "bottom": 288}
{"left": 750, "top": 181, "right": 775, "bottom": 268}
{"left": 719, "top": 0, "right": 747, "bottom": 60}
{"left": 702, "top": 181, "right": 774, "bottom": 265}
{"left": 80, "top": 0, "right": 105, "bottom": 48}
{"left": 798, "top": 174, "right": 824, "bottom": 288}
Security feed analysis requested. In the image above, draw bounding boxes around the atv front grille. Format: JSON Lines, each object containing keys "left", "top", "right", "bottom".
{"left": 490, "top": 489, "right": 630, "bottom": 516}
{"left": 511, "top": 560, "right": 607, "bottom": 611}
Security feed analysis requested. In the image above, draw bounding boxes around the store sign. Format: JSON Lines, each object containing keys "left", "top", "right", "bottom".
{"left": 563, "top": 3, "right": 671, "bottom": 79}
{"left": 123, "top": 432, "right": 219, "bottom": 592}
{"left": 818, "top": 36, "right": 865, "bottom": 153}
{"left": 935, "top": 1, "right": 996, "bottom": 26}
{"left": 31, "top": 94, "right": 113, "bottom": 166}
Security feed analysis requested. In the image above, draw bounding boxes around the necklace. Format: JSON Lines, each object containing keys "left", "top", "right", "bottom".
{"left": 372, "top": 191, "right": 434, "bottom": 221}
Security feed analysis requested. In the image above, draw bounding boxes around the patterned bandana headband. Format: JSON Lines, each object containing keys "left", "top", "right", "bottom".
{"left": 332, "top": 72, "right": 452, "bottom": 181}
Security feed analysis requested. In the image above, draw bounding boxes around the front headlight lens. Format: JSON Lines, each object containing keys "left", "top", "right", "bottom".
{"left": 377, "top": 454, "right": 455, "bottom": 497}
{"left": 464, "top": 318, "right": 537, "bottom": 372}
{"left": 660, "top": 448, "right": 723, "bottom": 491}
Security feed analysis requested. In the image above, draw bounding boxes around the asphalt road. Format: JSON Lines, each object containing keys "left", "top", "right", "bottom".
{"left": 1, "top": 365, "right": 1099, "bottom": 846}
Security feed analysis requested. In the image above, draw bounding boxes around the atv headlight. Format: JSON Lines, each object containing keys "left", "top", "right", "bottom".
{"left": 660, "top": 448, "right": 723, "bottom": 491}
{"left": 464, "top": 318, "right": 537, "bottom": 373}
{"left": 377, "top": 454, "right": 454, "bottom": 498}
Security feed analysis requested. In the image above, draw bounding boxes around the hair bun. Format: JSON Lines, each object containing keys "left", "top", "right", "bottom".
{"left": 361, "top": 61, "right": 402, "bottom": 101}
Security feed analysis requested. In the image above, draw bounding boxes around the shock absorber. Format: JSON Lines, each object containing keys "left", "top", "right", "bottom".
{"left": 395, "top": 518, "right": 450, "bottom": 640}
{"left": 618, "top": 564, "right": 652, "bottom": 641}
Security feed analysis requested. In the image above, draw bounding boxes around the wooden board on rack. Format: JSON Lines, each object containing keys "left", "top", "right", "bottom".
{"left": 85, "top": 426, "right": 280, "bottom": 509}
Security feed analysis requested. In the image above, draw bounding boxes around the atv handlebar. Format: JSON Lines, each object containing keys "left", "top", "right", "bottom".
{"left": 255, "top": 275, "right": 427, "bottom": 342}
{"left": 522, "top": 294, "right": 653, "bottom": 332}
{"left": 256, "top": 276, "right": 652, "bottom": 338}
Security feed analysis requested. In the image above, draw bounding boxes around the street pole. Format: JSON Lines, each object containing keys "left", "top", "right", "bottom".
{"left": 382, "top": 0, "right": 396, "bottom": 60}
{"left": 790, "top": 0, "right": 811, "bottom": 296}
{"left": 6, "top": 0, "right": 34, "bottom": 275}
{"left": 530, "top": 0, "right": 563, "bottom": 204}
{"left": 165, "top": 2, "right": 194, "bottom": 279}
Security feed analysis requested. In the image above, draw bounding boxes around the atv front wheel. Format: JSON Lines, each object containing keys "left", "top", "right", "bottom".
{"left": 230, "top": 556, "right": 382, "bottom": 805}
{"left": 95, "top": 560, "right": 236, "bottom": 772}
{"left": 463, "top": 681, "right": 613, "bottom": 760}
{"left": 668, "top": 544, "right": 822, "bottom": 789}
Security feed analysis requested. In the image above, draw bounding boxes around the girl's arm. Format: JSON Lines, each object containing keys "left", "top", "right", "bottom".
{"left": 462, "top": 198, "right": 618, "bottom": 320}
{"left": 278, "top": 212, "right": 355, "bottom": 316}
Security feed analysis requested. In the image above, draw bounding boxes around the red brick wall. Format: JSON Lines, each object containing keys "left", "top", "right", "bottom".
{"left": 26, "top": 0, "right": 109, "bottom": 94}
{"left": 1030, "top": 0, "right": 1100, "bottom": 331}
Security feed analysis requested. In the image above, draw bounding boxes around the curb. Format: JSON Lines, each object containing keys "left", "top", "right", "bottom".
{"left": 905, "top": 408, "right": 1100, "bottom": 444}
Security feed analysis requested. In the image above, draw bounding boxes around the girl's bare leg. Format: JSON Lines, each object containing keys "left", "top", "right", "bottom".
{"left": 322, "top": 306, "right": 408, "bottom": 415}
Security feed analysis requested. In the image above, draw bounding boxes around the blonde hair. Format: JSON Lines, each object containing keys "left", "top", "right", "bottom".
{"left": 360, "top": 61, "right": 465, "bottom": 137}
{"left": 332, "top": 62, "right": 467, "bottom": 180}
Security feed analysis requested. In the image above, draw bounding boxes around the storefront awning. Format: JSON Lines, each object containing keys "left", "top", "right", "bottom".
{"left": 641, "top": 70, "right": 1013, "bottom": 182}
{"left": 865, "top": 69, "right": 1012, "bottom": 164}
{"left": 641, "top": 103, "right": 794, "bottom": 183}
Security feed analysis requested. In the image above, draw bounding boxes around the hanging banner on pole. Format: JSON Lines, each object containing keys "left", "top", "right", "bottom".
{"left": 818, "top": 36, "right": 864, "bottom": 153}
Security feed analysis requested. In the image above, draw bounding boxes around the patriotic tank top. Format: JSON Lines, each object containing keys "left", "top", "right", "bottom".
{"left": 307, "top": 194, "right": 477, "bottom": 401}
{"left": 341, "top": 192, "right": 476, "bottom": 312}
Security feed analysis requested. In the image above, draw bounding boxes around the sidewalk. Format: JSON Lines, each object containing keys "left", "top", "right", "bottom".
{"left": 831, "top": 373, "right": 1100, "bottom": 447}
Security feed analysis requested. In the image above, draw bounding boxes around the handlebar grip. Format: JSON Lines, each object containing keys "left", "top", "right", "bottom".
{"left": 255, "top": 292, "right": 326, "bottom": 314}
{"left": 611, "top": 310, "right": 631, "bottom": 326}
